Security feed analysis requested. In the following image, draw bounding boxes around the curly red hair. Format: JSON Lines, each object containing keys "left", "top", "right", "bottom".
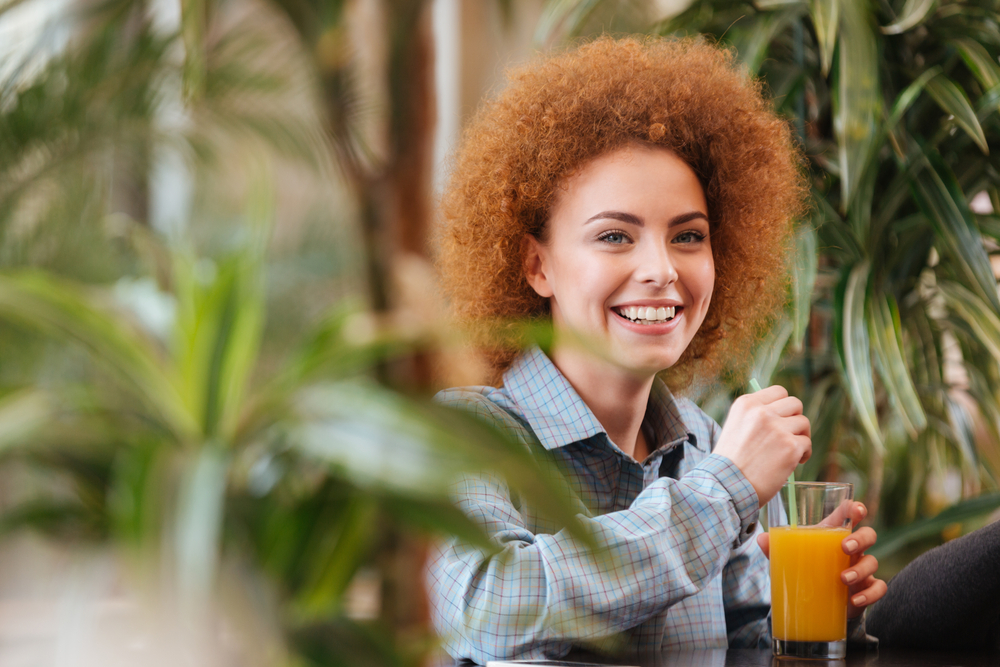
{"left": 435, "top": 35, "right": 807, "bottom": 387}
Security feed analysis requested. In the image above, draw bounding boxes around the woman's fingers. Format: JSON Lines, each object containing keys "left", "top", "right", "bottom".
{"left": 770, "top": 395, "right": 804, "bottom": 418}
{"left": 756, "top": 532, "right": 770, "bottom": 559}
{"left": 843, "top": 526, "right": 877, "bottom": 558}
{"left": 842, "top": 553, "right": 878, "bottom": 585}
{"left": 848, "top": 575, "right": 888, "bottom": 611}
{"left": 752, "top": 384, "right": 789, "bottom": 404}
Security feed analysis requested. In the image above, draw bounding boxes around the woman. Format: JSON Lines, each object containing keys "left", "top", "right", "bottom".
{"left": 428, "top": 36, "right": 885, "bottom": 663}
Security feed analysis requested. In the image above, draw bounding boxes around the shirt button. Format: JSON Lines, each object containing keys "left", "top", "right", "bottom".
{"left": 746, "top": 522, "right": 756, "bottom": 534}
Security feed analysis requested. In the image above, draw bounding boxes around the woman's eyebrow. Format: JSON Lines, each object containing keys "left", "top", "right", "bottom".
{"left": 584, "top": 210, "right": 643, "bottom": 226}
{"left": 583, "top": 210, "right": 709, "bottom": 226}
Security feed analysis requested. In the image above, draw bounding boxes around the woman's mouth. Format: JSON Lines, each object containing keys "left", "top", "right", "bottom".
{"left": 612, "top": 306, "right": 681, "bottom": 325}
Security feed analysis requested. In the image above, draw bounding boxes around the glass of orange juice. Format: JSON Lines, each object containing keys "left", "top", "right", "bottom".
{"left": 767, "top": 481, "right": 853, "bottom": 660}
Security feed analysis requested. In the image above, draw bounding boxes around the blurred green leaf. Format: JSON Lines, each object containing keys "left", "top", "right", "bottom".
{"left": 869, "top": 492, "right": 1000, "bottom": 559}
{"left": 810, "top": 0, "right": 839, "bottom": 76}
{"left": 838, "top": 261, "right": 884, "bottom": 453}
{"left": 297, "top": 495, "right": 378, "bottom": 619}
{"left": 834, "top": 0, "right": 880, "bottom": 215}
{"left": 790, "top": 224, "right": 818, "bottom": 350}
{"left": 868, "top": 291, "right": 926, "bottom": 437}
{"left": 939, "top": 281, "right": 1000, "bottom": 366}
{"left": 292, "top": 381, "right": 595, "bottom": 548}
{"left": 380, "top": 495, "right": 495, "bottom": 552}
{"left": 953, "top": 38, "right": 1000, "bottom": 92}
{"left": 0, "top": 272, "right": 196, "bottom": 439}
{"left": 0, "top": 388, "right": 53, "bottom": 451}
{"left": 881, "top": 0, "right": 937, "bottom": 35}
{"left": 925, "top": 74, "right": 989, "bottom": 154}
{"left": 907, "top": 146, "right": 1000, "bottom": 312}
{"left": 175, "top": 446, "right": 229, "bottom": 609}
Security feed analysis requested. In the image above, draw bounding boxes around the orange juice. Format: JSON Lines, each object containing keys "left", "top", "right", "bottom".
{"left": 770, "top": 525, "right": 850, "bottom": 642}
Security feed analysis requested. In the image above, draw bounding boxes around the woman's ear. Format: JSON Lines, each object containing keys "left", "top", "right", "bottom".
{"left": 522, "top": 234, "right": 554, "bottom": 298}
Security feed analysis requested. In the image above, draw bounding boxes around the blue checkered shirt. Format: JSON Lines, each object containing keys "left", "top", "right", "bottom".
{"left": 427, "top": 347, "right": 772, "bottom": 662}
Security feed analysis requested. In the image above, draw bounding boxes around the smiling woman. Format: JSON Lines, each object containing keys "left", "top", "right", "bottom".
{"left": 428, "top": 36, "right": 886, "bottom": 663}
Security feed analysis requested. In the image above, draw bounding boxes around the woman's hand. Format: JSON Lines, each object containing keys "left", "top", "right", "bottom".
{"left": 756, "top": 501, "right": 888, "bottom": 619}
{"left": 714, "top": 384, "right": 811, "bottom": 505}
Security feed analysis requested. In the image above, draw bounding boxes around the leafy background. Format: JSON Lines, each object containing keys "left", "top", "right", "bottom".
{"left": 1, "top": 0, "right": 1000, "bottom": 664}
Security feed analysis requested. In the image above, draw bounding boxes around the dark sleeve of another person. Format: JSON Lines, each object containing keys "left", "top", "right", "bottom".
{"left": 866, "top": 519, "right": 1000, "bottom": 651}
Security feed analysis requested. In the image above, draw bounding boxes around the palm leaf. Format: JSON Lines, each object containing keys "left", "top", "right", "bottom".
{"left": 939, "top": 281, "right": 1000, "bottom": 366}
{"left": 907, "top": 146, "right": 1000, "bottom": 313}
{"left": 790, "top": 224, "right": 818, "bottom": 350}
{"left": 924, "top": 74, "right": 989, "bottom": 154}
{"left": 0, "top": 272, "right": 196, "bottom": 439}
{"left": 869, "top": 492, "right": 1000, "bottom": 559}
{"left": 809, "top": 0, "right": 839, "bottom": 77}
{"left": 881, "top": 0, "right": 937, "bottom": 35}
{"left": 834, "top": 0, "right": 880, "bottom": 214}
{"left": 952, "top": 38, "right": 1000, "bottom": 92}
{"left": 868, "top": 291, "right": 927, "bottom": 437}
{"left": 837, "top": 261, "right": 884, "bottom": 453}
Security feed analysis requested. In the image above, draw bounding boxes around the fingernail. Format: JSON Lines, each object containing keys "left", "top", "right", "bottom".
{"left": 844, "top": 571, "right": 858, "bottom": 584}
{"left": 853, "top": 594, "right": 867, "bottom": 606}
{"left": 859, "top": 504, "right": 867, "bottom": 518}
{"left": 845, "top": 539, "right": 859, "bottom": 553}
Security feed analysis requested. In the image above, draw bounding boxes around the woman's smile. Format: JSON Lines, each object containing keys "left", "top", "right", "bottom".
{"left": 524, "top": 143, "right": 714, "bottom": 375}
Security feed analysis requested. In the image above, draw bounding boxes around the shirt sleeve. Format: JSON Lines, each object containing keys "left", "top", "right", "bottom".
{"left": 722, "top": 521, "right": 772, "bottom": 648}
{"left": 426, "top": 452, "right": 758, "bottom": 663}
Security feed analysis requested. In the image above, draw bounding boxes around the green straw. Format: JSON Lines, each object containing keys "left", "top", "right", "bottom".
{"left": 748, "top": 378, "right": 798, "bottom": 528}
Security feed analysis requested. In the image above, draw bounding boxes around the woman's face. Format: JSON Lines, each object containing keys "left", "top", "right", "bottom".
{"left": 524, "top": 144, "right": 715, "bottom": 375}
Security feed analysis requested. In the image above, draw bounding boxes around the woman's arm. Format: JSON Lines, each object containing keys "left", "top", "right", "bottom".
{"left": 427, "top": 452, "right": 759, "bottom": 663}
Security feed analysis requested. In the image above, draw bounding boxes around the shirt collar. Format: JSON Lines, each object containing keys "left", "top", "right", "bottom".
{"left": 502, "top": 347, "right": 693, "bottom": 452}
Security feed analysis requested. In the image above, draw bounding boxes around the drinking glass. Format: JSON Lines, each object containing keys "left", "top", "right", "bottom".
{"left": 767, "top": 481, "right": 854, "bottom": 660}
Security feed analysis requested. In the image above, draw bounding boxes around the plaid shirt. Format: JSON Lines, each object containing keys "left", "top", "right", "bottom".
{"left": 427, "top": 347, "right": 771, "bottom": 663}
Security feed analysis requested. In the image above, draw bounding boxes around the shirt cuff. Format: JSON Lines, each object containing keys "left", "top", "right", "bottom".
{"left": 691, "top": 453, "right": 761, "bottom": 546}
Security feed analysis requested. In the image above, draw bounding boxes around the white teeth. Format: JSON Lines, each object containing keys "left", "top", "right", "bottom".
{"left": 617, "top": 306, "right": 679, "bottom": 323}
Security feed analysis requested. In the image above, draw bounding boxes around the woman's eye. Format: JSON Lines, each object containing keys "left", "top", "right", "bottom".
{"left": 598, "top": 230, "right": 631, "bottom": 244}
{"left": 674, "top": 230, "right": 706, "bottom": 244}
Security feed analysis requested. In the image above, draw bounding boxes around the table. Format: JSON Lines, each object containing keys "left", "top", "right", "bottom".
{"left": 437, "top": 648, "right": 1000, "bottom": 667}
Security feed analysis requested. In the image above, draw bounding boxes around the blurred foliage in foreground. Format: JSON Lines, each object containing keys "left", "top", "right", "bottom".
{"left": 0, "top": 0, "right": 589, "bottom": 664}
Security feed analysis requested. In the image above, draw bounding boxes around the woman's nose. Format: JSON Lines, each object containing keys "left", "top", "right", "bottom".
{"left": 635, "top": 244, "right": 678, "bottom": 286}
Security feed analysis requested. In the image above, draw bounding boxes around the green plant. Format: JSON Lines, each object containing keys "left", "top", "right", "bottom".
{"left": 0, "top": 1, "right": 584, "bottom": 664}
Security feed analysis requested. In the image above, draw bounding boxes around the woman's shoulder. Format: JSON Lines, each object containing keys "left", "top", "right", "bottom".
{"left": 434, "top": 385, "right": 533, "bottom": 442}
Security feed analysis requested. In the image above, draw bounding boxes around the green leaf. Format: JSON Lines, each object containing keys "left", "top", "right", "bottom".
{"left": 924, "top": 74, "right": 989, "bottom": 154}
{"left": 292, "top": 381, "right": 594, "bottom": 548}
{"left": 835, "top": 0, "right": 880, "bottom": 213}
{"left": 953, "top": 38, "right": 1000, "bottom": 92}
{"left": 381, "top": 495, "right": 495, "bottom": 551}
{"left": 0, "top": 272, "right": 196, "bottom": 439}
{"left": 733, "top": 6, "right": 807, "bottom": 74}
{"left": 533, "top": 0, "right": 606, "bottom": 45}
{"left": 174, "top": 446, "right": 229, "bottom": 610}
{"left": 869, "top": 492, "right": 1000, "bottom": 559}
{"left": 0, "top": 389, "right": 53, "bottom": 452}
{"left": 907, "top": 146, "right": 1000, "bottom": 312}
{"left": 296, "top": 495, "right": 379, "bottom": 618}
{"left": 939, "top": 281, "right": 1000, "bottom": 367}
{"left": 810, "top": 0, "right": 839, "bottom": 77}
{"left": 881, "top": 0, "right": 937, "bottom": 35}
{"left": 790, "top": 224, "right": 818, "bottom": 350}
{"left": 886, "top": 66, "right": 942, "bottom": 135}
{"left": 868, "top": 291, "right": 927, "bottom": 437}
{"left": 838, "top": 261, "right": 884, "bottom": 453}
{"left": 751, "top": 317, "right": 794, "bottom": 386}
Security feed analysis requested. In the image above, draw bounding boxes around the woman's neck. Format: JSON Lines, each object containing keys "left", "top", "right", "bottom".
{"left": 549, "top": 344, "right": 656, "bottom": 461}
